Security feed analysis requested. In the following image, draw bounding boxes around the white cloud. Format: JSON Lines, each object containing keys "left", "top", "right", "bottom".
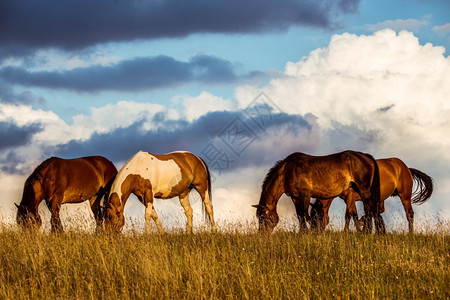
{"left": 178, "top": 91, "right": 235, "bottom": 122}
{"left": 0, "top": 49, "right": 121, "bottom": 71}
{"left": 433, "top": 23, "right": 450, "bottom": 35}
{"left": 2, "top": 29, "right": 449, "bottom": 231}
{"left": 71, "top": 100, "right": 181, "bottom": 138}
{"left": 235, "top": 29, "right": 450, "bottom": 225}
{"left": 366, "top": 18, "right": 428, "bottom": 33}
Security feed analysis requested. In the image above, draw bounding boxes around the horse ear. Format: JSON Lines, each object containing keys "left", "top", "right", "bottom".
{"left": 15, "top": 203, "right": 20, "bottom": 209}
{"left": 251, "top": 205, "right": 259, "bottom": 208}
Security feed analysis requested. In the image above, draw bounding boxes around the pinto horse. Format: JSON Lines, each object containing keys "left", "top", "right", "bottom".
{"left": 16, "top": 156, "right": 118, "bottom": 232}
{"left": 311, "top": 158, "right": 433, "bottom": 233}
{"left": 253, "top": 150, "right": 381, "bottom": 233}
{"left": 103, "top": 151, "right": 216, "bottom": 234}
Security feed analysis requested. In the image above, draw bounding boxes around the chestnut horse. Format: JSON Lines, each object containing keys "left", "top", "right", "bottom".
{"left": 103, "top": 151, "right": 216, "bottom": 234}
{"left": 16, "top": 156, "right": 118, "bottom": 232}
{"left": 311, "top": 158, "right": 433, "bottom": 233}
{"left": 253, "top": 150, "right": 381, "bottom": 233}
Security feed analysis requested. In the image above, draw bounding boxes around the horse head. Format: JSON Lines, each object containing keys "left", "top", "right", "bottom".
{"left": 252, "top": 204, "right": 279, "bottom": 233}
{"left": 103, "top": 196, "right": 125, "bottom": 233}
{"left": 15, "top": 203, "right": 42, "bottom": 229}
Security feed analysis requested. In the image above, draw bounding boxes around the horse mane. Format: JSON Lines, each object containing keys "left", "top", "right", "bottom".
{"left": 26, "top": 157, "right": 56, "bottom": 186}
{"left": 20, "top": 157, "right": 56, "bottom": 206}
{"left": 261, "top": 159, "right": 286, "bottom": 191}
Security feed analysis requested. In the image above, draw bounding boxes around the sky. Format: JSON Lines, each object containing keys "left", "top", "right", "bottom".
{"left": 0, "top": 0, "right": 449, "bottom": 232}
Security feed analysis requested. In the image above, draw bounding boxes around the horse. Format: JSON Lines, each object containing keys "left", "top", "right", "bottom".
{"left": 16, "top": 156, "right": 118, "bottom": 232}
{"left": 103, "top": 151, "right": 216, "bottom": 234}
{"left": 310, "top": 158, "right": 433, "bottom": 233}
{"left": 252, "top": 150, "right": 381, "bottom": 233}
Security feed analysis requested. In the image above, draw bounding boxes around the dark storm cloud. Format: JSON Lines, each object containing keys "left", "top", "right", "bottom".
{"left": 0, "top": 55, "right": 253, "bottom": 92}
{"left": 0, "top": 80, "right": 45, "bottom": 104}
{"left": 0, "top": 0, "right": 360, "bottom": 58}
{"left": 0, "top": 151, "right": 29, "bottom": 175}
{"left": 54, "top": 111, "right": 242, "bottom": 161}
{"left": 0, "top": 122, "right": 43, "bottom": 175}
{"left": 0, "top": 121, "right": 42, "bottom": 150}
{"left": 53, "top": 110, "right": 313, "bottom": 170}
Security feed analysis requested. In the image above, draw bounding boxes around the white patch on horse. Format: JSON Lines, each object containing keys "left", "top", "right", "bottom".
{"left": 139, "top": 153, "right": 183, "bottom": 198}
{"left": 111, "top": 151, "right": 184, "bottom": 204}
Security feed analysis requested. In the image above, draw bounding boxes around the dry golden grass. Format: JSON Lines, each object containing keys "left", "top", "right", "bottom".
{"left": 0, "top": 224, "right": 448, "bottom": 299}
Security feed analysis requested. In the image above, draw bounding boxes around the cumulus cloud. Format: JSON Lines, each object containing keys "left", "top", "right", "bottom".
{"left": 179, "top": 92, "right": 235, "bottom": 122}
{"left": 252, "top": 30, "right": 450, "bottom": 153}
{"left": 0, "top": 0, "right": 360, "bottom": 59}
{"left": 235, "top": 29, "right": 450, "bottom": 222}
{"left": 1, "top": 29, "right": 449, "bottom": 230}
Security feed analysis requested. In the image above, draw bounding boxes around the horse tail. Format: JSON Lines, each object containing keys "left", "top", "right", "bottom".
{"left": 364, "top": 153, "right": 381, "bottom": 212}
{"left": 199, "top": 156, "right": 212, "bottom": 225}
{"left": 409, "top": 168, "right": 433, "bottom": 205}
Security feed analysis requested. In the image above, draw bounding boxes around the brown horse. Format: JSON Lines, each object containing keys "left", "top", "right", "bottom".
{"left": 16, "top": 156, "right": 118, "bottom": 232}
{"left": 103, "top": 151, "right": 216, "bottom": 234}
{"left": 253, "top": 150, "right": 381, "bottom": 233}
{"left": 311, "top": 158, "right": 433, "bottom": 233}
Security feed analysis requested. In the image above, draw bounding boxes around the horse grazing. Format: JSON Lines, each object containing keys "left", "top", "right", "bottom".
{"left": 16, "top": 156, "right": 118, "bottom": 232}
{"left": 253, "top": 150, "right": 381, "bottom": 233}
{"left": 311, "top": 158, "right": 433, "bottom": 233}
{"left": 103, "top": 151, "right": 216, "bottom": 234}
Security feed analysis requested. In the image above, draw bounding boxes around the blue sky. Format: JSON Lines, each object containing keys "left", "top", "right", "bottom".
{"left": 0, "top": 0, "right": 449, "bottom": 231}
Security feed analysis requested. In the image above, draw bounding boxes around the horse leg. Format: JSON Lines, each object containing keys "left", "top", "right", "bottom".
{"left": 310, "top": 199, "right": 330, "bottom": 231}
{"left": 371, "top": 200, "right": 386, "bottom": 234}
{"left": 293, "top": 193, "right": 310, "bottom": 232}
{"left": 150, "top": 206, "right": 164, "bottom": 234}
{"left": 375, "top": 201, "right": 386, "bottom": 234}
{"left": 144, "top": 202, "right": 164, "bottom": 234}
{"left": 399, "top": 194, "right": 414, "bottom": 233}
{"left": 48, "top": 197, "right": 63, "bottom": 233}
{"left": 322, "top": 200, "right": 331, "bottom": 229}
{"left": 141, "top": 191, "right": 163, "bottom": 234}
{"left": 179, "top": 191, "right": 194, "bottom": 234}
{"left": 344, "top": 208, "right": 351, "bottom": 232}
{"left": 89, "top": 190, "right": 104, "bottom": 230}
{"left": 361, "top": 200, "right": 373, "bottom": 234}
{"left": 193, "top": 180, "right": 217, "bottom": 233}
{"left": 343, "top": 192, "right": 360, "bottom": 232}
{"left": 374, "top": 214, "right": 386, "bottom": 234}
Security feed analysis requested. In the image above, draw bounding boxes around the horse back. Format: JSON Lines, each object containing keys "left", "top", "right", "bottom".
{"left": 153, "top": 151, "right": 207, "bottom": 181}
{"left": 82, "top": 156, "right": 118, "bottom": 184}
{"left": 114, "top": 151, "right": 205, "bottom": 199}
{"left": 40, "top": 157, "right": 115, "bottom": 198}
{"left": 284, "top": 151, "right": 363, "bottom": 198}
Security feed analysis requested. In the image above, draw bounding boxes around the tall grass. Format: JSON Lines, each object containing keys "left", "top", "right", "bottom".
{"left": 0, "top": 225, "right": 448, "bottom": 299}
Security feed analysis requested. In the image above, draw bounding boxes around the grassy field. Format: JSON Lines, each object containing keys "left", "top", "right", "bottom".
{"left": 0, "top": 226, "right": 448, "bottom": 299}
